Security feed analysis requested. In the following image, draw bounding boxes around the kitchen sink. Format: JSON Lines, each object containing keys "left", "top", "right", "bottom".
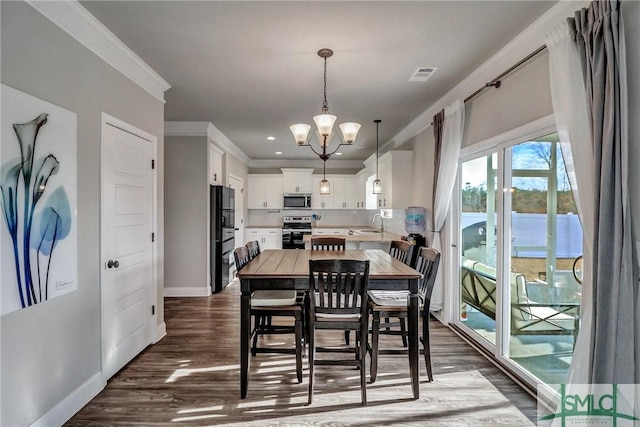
{"left": 351, "top": 229, "right": 382, "bottom": 234}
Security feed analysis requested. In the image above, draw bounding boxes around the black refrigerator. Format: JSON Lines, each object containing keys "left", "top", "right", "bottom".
{"left": 210, "top": 185, "right": 235, "bottom": 293}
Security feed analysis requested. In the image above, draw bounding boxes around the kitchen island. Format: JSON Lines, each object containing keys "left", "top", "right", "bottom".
{"left": 304, "top": 229, "right": 404, "bottom": 250}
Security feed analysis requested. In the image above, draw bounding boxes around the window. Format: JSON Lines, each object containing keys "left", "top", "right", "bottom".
{"left": 457, "top": 130, "right": 583, "bottom": 388}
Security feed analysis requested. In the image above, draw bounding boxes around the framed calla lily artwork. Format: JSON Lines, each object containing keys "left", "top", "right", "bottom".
{"left": 1, "top": 85, "right": 77, "bottom": 315}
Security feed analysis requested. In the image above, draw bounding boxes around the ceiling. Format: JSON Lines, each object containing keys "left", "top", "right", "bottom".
{"left": 81, "top": 1, "right": 556, "bottom": 165}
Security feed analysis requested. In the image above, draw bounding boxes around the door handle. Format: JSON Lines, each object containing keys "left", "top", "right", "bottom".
{"left": 107, "top": 260, "right": 120, "bottom": 269}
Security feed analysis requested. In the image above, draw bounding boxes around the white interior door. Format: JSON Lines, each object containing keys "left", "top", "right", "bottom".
{"left": 102, "top": 120, "right": 154, "bottom": 379}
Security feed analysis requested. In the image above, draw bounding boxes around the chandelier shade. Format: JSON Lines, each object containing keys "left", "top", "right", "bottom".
{"left": 290, "top": 48, "right": 360, "bottom": 161}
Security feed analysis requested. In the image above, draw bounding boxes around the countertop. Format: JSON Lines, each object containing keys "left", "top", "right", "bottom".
{"left": 303, "top": 231, "right": 403, "bottom": 243}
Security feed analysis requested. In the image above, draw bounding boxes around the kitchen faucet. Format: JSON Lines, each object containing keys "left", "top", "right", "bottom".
{"left": 372, "top": 214, "right": 384, "bottom": 232}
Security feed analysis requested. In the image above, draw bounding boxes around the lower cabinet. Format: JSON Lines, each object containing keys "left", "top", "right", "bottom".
{"left": 312, "top": 229, "right": 347, "bottom": 235}
{"left": 246, "top": 228, "right": 282, "bottom": 250}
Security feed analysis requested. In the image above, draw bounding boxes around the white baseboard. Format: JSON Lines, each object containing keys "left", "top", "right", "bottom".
{"left": 30, "top": 372, "right": 103, "bottom": 427}
{"left": 155, "top": 321, "right": 167, "bottom": 343}
{"left": 164, "top": 286, "right": 211, "bottom": 297}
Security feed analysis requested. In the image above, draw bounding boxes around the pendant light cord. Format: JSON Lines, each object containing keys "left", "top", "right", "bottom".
{"left": 322, "top": 57, "right": 328, "bottom": 110}
{"left": 375, "top": 120, "right": 380, "bottom": 179}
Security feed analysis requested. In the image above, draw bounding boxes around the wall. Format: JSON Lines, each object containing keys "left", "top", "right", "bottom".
{"left": 165, "top": 136, "right": 208, "bottom": 291}
{"left": 1, "top": 3, "right": 165, "bottom": 426}
{"left": 463, "top": 52, "right": 553, "bottom": 147}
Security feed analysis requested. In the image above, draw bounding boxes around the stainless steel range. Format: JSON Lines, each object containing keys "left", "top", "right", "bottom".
{"left": 282, "top": 216, "right": 312, "bottom": 249}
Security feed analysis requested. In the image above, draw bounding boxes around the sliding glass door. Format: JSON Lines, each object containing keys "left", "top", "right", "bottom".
{"left": 457, "top": 130, "right": 583, "bottom": 388}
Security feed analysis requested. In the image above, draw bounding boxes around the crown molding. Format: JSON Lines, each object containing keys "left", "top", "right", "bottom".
{"left": 164, "top": 121, "right": 251, "bottom": 165}
{"left": 385, "top": 0, "right": 590, "bottom": 150}
{"left": 248, "top": 158, "right": 364, "bottom": 170}
{"left": 26, "top": 0, "right": 170, "bottom": 103}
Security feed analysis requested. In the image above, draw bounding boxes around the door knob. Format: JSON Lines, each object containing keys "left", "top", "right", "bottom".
{"left": 107, "top": 260, "right": 120, "bottom": 269}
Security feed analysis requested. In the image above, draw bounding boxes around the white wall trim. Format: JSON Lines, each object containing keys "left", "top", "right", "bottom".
{"left": 164, "top": 287, "right": 211, "bottom": 297}
{"left": 155, "top": 322, "right": 167, "bottom": 343}
{"left": 385, "top": 0, "right": 590, "bottom": 151}
{"left": 30, "top": 372, "right": 103, "bottom": 427}
{"left": 164, "top": 121, "right": 251, "bottom": 165}
{"left": 26, "top": 0, "right": 170, "bottom": 103}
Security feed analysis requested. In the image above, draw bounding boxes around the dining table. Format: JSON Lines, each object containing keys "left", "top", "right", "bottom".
{"left": 237, "top": 249, "right": 423, "bottom": 399}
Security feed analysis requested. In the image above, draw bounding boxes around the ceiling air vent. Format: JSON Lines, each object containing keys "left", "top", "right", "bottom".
{"left": 409, "top": 67, "right": 438, "bottom": 82}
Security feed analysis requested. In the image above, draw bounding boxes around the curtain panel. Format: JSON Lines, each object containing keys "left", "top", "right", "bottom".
{"left": 568, "top": 0, "right": 638, "bottom": 386}
{"left": 545, "top": 21, "right": 594, "bottom": 386}
{"left": 430, "top": 100, "right": 464, "bottom": 311}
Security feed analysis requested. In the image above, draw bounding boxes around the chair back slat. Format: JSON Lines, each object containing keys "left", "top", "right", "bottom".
{"left": 389, "top": 240, "right": 413, "bottom": 265}
{"left": 309, "top": 259, "right": 369, "bottom": 316}
{"left": 246, "top": 240, "right": 261, "bottom": 260}
{"left": 234, "top": 246, "right": 251, "bottom": 272}
{"left": 310, "top": 237, "right": 346, "bottom": 251}
{"left": 413, "top": 247, "right": 441, "bottom": 307}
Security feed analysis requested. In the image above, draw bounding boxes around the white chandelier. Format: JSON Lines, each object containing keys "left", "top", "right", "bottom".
{"left": 289, "top": 48, "right": 361, "bottom": 163}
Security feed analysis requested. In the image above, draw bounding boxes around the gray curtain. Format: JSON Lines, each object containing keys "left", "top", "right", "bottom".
{"left": 432, "top": 109, "right": 445, "bottom": 217}
{"left": 569, "top": 0, "right": 638, "bottom": 385}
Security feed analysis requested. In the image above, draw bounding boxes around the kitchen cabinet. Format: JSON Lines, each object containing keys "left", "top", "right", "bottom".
{"left": 208, "top": 144, "right": 223, "bottom": 185}
{"left": 312, "top": 228, "right": 347, "bottom": 235}
{"left": 247, "top": 174, "right": 283, "bottom": 209}
{"left": 281, "top": 168, "right": 313, "bottom": 194}
{"left": 332, "top": 176, "right": 356, "bottom": 209}
{"left": 375, "top": 151, "right": 413, "bottom": 209}
{"left": 311, "top": 176, "right": 333, "bottom": 209}
{"left": 311, "top": 175, "right": 355, "bottom": 209}
{"left": 246, "top": 228, "right": 282, "bottom": 249}
{"left": 354, "top": 170, "right": 368, "bottom": 209}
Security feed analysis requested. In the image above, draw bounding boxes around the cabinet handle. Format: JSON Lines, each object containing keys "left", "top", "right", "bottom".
{"left": 378, "top": 199, "right": 381, "bottom": 207}
{"left": 214, "top": 173, "right": 217, "bottom": 182}
{"left": 384, "top": 198, "right": 387, "bottom": 207}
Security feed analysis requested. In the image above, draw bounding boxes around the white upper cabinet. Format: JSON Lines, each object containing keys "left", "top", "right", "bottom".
{"left": 375, "top": 151, "right": 413, "bottom": 209}
{"left": 208, "top": 144, "right": 224, "bottom": 185}
{"left": 247, "top": 174, "right": 283, "bottom": 209}
{"left": 311, "top": 176, "right": 333, "bottom": 209}
{"left": 281, "top": 168, "right": 314, "bottom": 194}
{"left": 332, "top": 176, "right": 356, "bottom": 209}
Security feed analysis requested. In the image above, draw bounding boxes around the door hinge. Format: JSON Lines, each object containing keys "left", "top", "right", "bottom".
{"left": 152, "top": 232, "right": 155, "bottom": 242}
{"left": 152, "top": 305, "right": 155, "bottom": 315}
{"left": 152, "top": 159, "right": 155, "bottom": 169}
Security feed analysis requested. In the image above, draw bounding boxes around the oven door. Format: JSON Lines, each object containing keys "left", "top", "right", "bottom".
{"left": 282, "top": 229, "right": 309, "bottom": 249}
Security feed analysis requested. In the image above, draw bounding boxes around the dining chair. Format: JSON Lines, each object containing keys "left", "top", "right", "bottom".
{"left": 367, "top": 246, "right": 440, "bottom": 383}
{"left": 307, "top": 259, "right": 370, "bottom": 405}
{"left": 234, "top": 246, "right": 304, "bottom": 383}
{"left": 310, "top": 236, "right": 346, "bottom": 251}
{"left": 381, "top": 240, "right": 414, "bottom": 347}
{"left": 246, "top": 240, "right": 261, "bottom": 260}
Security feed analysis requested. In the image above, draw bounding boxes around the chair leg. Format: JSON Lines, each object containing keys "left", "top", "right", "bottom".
{"left": 384, "top": 317, "right": 391, "bottom": 331}
{"left": 423, "top": 311, "right": 433, "bottom": 382}
{"left": 370, "top": 312, "right": 380, "bottom": 383}
{"left": 308, "top": 324, "right": 315, "bottom": 405}
{"left": 400, "top": 318, "right": 408, "bottom": 348}
{"left": 251, "top": 315, "right": 262, "bottom": 357}
{"left": 360, "top": 320, "right": 368, "bottom": 405}
{"left": 295, "top": 312, "right": 303, "bottom": 384}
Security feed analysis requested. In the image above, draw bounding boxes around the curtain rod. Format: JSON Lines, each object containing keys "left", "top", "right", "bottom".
{"left": 463, "top": 45, "right": 547, "bottom": 104}
{"left": 430, "top": 44, "right": 548, "bottom": 125}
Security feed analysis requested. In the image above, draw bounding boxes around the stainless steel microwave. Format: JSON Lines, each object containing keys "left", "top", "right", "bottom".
{"left": 283, "top": 193, "right": 312, "bottom": 210}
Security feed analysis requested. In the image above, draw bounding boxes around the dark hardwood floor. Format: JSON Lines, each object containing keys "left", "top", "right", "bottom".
{"left": 66, "top": 280, "right": 537, "bottom": 426}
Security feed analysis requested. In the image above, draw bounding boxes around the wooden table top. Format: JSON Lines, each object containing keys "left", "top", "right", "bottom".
{"left": 237, "top": 249, "right": 422, "bottom": 280}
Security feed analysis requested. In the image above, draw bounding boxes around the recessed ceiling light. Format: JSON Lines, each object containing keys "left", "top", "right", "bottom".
{"left": 275, "top": 151, "right": 283, "bottom": 155}
{"left": 267, "top": 136, "right": 276, "bottom": 141}
{"left": 335, "top": 152, "right": 343, "bottom": 156}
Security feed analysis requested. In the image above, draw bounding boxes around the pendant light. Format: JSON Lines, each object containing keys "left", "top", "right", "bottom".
{"left": 372, "top": 119, "right": 382, "bottom": 194}
{"left": 320, "top": 161, "right": 330, "bottom": 195}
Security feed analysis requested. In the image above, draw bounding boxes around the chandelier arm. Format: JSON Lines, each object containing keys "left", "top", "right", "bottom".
{"left": 305, "top": 143, "right": 324, "bottom": 157}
